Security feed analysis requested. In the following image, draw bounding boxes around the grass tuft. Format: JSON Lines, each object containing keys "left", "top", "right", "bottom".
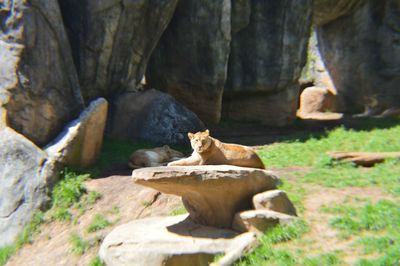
{"left": 69, "top": 232, "right": 89, "bottom": 255}
{"left": 87, "top": 214, "right": 112, "bottom": 233}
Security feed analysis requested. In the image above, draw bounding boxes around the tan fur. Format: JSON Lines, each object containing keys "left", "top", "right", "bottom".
{"left": 128, "top": 145, "right": 184, "bottom": 169}
{"left": 168, "top": 130, "right": 265, "bottom": 169}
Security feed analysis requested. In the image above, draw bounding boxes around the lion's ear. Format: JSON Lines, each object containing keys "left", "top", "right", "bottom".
{"left": 188, "top": 132, "right": 194, "bottom": 139}
{"left": 204, "top": 129, "right": 210, "bottom": 136}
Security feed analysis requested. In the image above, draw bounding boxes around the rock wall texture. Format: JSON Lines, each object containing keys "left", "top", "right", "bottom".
{"left": 315, "top": 0, "right": 400, "bottom": 113}
{"left": 223, "top": 0, "right": 313, "bottom": 125}
{"left": 147, "top": 0, "right": 232, "bottom": 124}
{"left": 59, "top": 0, "right": 179, "bottom": 102}
{"left": 0, "top": 128, "right": 59, "bottom": 247}
{"left": 0, "top": 0, "right": 84, "bottom": 146}
{"left": 109, "top": 89, "right": 204, "bottom": 146}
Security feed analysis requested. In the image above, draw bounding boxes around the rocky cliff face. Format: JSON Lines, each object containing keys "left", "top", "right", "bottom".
{"left": 314, "top": 0, "right": 400, "bottom": 113}
{"left": 0, "top": 0, "right": 84, "bottom": 146}
{"left": 147, "top": 0, "right": 232, "bottom": 124}
{"left": 148, "top": 0, "right": 313, "bottom": 125}
{"left": 223, "top": 0, "right": 313, "bottom": 125}
{"left": 59, "top": 0, "right": 179, "bottom": 101}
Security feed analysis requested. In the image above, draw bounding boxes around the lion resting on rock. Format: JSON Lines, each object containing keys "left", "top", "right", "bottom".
{"left": 168, "top": 130, "right": 265, "bottom": 169}
{"left": 129, "top": 145, "right": 184, "bottom": 169}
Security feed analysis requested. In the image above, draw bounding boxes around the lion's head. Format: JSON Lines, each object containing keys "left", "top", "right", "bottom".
{"left": 188, "top": 130, "right": 212, "bottom": 153}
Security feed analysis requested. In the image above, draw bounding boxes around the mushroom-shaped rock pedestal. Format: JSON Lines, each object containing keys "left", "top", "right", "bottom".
{"left": 133, "top": 165, "right": 279, "bottom": 228}
{"left": 100, "top": 166, "right": 288, "bottom": 266}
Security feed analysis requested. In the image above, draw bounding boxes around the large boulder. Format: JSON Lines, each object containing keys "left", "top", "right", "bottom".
{"left": 99, "top": 214, "right": 257, "bottom": 266}
{"left": 222, "top": 0, "right": 313, "bottom": 126}
{"left": 45, "top": 98, "right": 108, "bottom": 167}
{"left": 109, "top": 89, "right": 205, "bottom": 146}
{"left": 0, "top": 128, "right": 59, "bottom": 247}
{"left": 58, "top": 0, "right": 179, "bottom": 101}
{"left": 315, "top": 0, "right": 400, "bottom": 113}
{"left": 132, "top": 165, "right": 279, "bottom": 228}
{"left": 147, "top": 0, "right": 232, "bottom": 123}
{"left": 0, "top": 0, "right": 84, "bottom": 146}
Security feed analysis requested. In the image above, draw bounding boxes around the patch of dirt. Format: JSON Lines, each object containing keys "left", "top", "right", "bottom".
{"left": 6, "top": 176, "right": 182, "bottom": 266}
{"left": 299, "top": 186, "right": 393, "bottom": 263}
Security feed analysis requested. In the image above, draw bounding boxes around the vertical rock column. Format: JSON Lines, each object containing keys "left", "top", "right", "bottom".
{"left": 0, "top": 0, "right": 84, "bottom": 146}
{"left": 147, "top": 0, "right": 232, "bottom": 124}
{"left": 58, "top": 0, "right": 179, "bottom": 102}
{"left": 223, "top": 0, "right": 313, "bottom": 126}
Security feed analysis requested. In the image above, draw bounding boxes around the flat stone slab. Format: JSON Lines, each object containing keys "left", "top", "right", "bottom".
{"left": 132, "top": 165, "right": 279, "bottom": 228}
{"left": 99, "top": 215, "right": 257, "bottom": 266}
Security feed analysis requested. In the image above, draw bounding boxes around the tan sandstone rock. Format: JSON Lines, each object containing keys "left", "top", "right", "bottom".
{"left": 232, "top": 210, "right": 296, "bottom": 234}
{"left": 99, "top": 215, "right": 257, "bottom": 266}
{"left": 132, "top": 165, "right": 279, "bottom": 228}
{"left": 45, "top": 98, "right": 108, "bottom": 167}
{"left": 297, "top": 86, "right": 341, "bottom": 120}
{"left": 253, "top": 190, "right": 297, "bottom": 216}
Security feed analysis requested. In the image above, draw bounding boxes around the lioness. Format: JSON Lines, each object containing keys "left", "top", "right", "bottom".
{"left": 128, "top": 145, "right": 184, "bottom": 169}
{"left": 168, "top": 130, "right": 265, "bottom": 169}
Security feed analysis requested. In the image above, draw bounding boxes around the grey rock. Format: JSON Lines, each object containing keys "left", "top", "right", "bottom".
{"left": 109, "top": 89, "right": 205, "bottom": 146}
{"left": 316, "top": 0, "right": 400, "bottom": 113}
{"left": 132, "top": 165, "right": 279, "bottom": 228}
{"left": 313, "top": 0, "right": 365, "bottom": 26}
{"left": 99, "top": 214, "right": 257, "bottom": 266}
{"left": 232, "top": 209, "right": 296, "bottom": 234}
{"left": 147, "top": 0, "right": 232, "bottom": 123}
{"left": 222, "top": 0, "right": 313, "bottom": 126}
{"left": 0, "top": 128, "right": 59, "bottom": 247}
{"left": 45, "top": 98, "right": 108, "bottom": 167}
{"left": 0, "top": 0, "right": 84, "bottom": 146}
{"left": 252, "top": 190, "right": 297, "bottom": 216}
{"left": 59, "top": 0, "right": 179, "bottom": 101}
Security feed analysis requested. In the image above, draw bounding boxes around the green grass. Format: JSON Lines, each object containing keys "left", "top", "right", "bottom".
{"left": 241, "top": 120, "right": 400, "bottom": 265}
{"left": 0, "top": 211, "right": 44, "bottom": 265}
{"left": 323, "top": 199, "right": 400, "bottom": 265}
{"left": 69, "top": 232, "right": 89, "bottom": 255}
{"left": 50, "top": 169, "right": 90, "bottom": 221}
{"left": 0, "top": 169, "right": 101, "bottom": 265}
{"left": 88, "top": 256, "right": 105, "bottom": 266}
{"left": 87, "top": 214, "right": 112, "bottom": 233}
{"left": 170, "top": 205, "right": 188, "bottom": 216}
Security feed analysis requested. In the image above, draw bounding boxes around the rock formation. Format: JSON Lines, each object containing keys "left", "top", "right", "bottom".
{"left": 0, "top": 0, "right": 84, "bottom": 146}
{"left": 132, "top": 165, "right": 279, "bottom": 228}
{"left": 109, "top": 89, "right": 205, "bottom": 146}
{"left": 223, "top": 0, "right": 313, "bottom": 126}
{"left": 99, "top": 215, "right": 257, "bottom": 266}
{"left": 45, "top": 98, "right": 108, "bottom": 167}
{"left": 100, "top": 165, "right": 297, "bottom": 265}
{"left": 58, "top": 0, "right": 179, "bottom": 101}
{"left": 147, "top": 0, "right": 232, "bottom": 123}
{"left": 314, "top": 0, "right": 400, "bottom": 114}
{"left": 0, "top": 127, "right": 59, "bottom": 247}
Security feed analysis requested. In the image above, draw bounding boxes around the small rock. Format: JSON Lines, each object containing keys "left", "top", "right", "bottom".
{"left": 297, "top": 86, "right": 337, "bottom": 116}
{"left": 252, "top": 190, "right": 297, "bottom": 216}
{"left": 99, "top": 215, "right": 257, "bottom": 266}
{"left": 45, "top": 98, "right": 108, "bottom": 167}
{"left": 132, "top": 165, "right": 279, "bottom": 228}
{"left": 232, "top": 209, "right": 296, "bottom": 234}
